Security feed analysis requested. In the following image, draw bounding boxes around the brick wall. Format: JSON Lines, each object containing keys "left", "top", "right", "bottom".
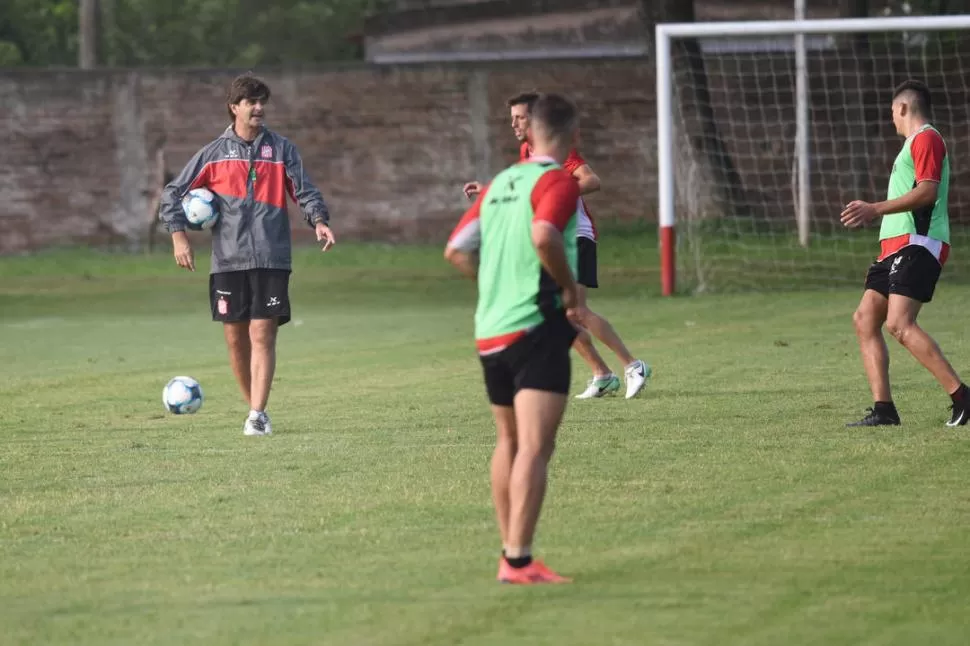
{"left": 1, "top": 51, "right": 967, "bottom": 254}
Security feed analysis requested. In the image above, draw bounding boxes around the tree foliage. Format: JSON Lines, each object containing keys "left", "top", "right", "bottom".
{"left": 0, "top": 0, "right": 387, "bottom": 67}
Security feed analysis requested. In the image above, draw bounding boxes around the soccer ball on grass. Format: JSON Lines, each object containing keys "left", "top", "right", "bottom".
{"left": 163, "top": 376, "right": 204, "bottom": 414}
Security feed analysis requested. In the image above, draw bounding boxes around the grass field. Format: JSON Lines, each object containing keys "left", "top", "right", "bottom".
{"left": 3, "top": 232, "right": 970, "bottom": 645}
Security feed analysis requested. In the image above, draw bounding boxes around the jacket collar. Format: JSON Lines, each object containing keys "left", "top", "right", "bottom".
{"left": 221, "top": 125, "right": 270, "bottom": 147}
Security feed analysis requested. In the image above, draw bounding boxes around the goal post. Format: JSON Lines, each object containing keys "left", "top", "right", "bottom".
{"left": 655, "top": 15, "right": 970, "bottom": 296}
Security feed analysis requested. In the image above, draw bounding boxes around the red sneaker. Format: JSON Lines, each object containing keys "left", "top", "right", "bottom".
{"left": 497, "top": 557, "right": 572, "bottom": 584}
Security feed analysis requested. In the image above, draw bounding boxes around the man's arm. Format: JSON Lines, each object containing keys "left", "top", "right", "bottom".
{"left": 843, "top": 181, "right": 939, "bottom": 227}
{"left": 445, "top": 185, "right": 486, "bottom": 278}
{"left": 571, "top": 164, "right": 601, "bottom": 196}
{"left": 876, "top": 130, "right": 943, "bottom": 216}
{"left": 282, "top": 138, "right": 331, "bottom": 227}
{"left": 563, "top": 149, "right": 600, "bottom": 196}
{"left": 841, "top": 129, "right": 944, "bottom": 228}
{"left": 158, "top": 147, "right": 212, "bottom": 235}
{"left": 875, "top": 181, "right": 938, "bottom": 216}
{"left": 159, "top": 147, "right": 214, "bottom": 272}
{"left": 445, "top": 248, "right": 479, "bottom": 279}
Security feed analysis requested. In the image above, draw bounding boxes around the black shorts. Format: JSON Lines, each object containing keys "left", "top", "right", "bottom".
{"left": 864, "top": 246, "right": 943, "bottom": 304}
{"left": 479, "top": 313, "right": 578, "bottom": 407}
{"left": 577, "top": 237, "right": 598, "bottom": 288}
{"left": 210, "top": 269, "right": 292, "bottom": 326}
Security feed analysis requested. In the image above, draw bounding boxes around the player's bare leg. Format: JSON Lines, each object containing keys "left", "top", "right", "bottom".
{"left": 853, "top": 290, "right": 892, "bottom": 402}
{"left": 571, "top": 285, "right": 619, "bottom": 399}
{"left": 572, "top": 285, "right": 650, "bottom": 399}
{"left": 498, "top": 388, "right": 571, "bottom": 584}
{"left": 849, "top": 289, "right": 898, "bottom": 426}
{"left": 249, "top": 319, "right": 278, "bottom": 410}
{"left": 223, "top": 321, "right": 252, "bottom": 407}
{"left": 490, "top": 405, "right": 517, "bottom": 551}
{"left": 245, "top": 318, "right": 278, "bottom": 435}
{"left": 885, "top": 295, "right": 968, "bottom": 425}
{"left": 573, "top": 285, "right": 636, "bottom": 366}
{"left": 572, "top": 328, "right": 611, "bottom": 378}
{"left": 506, "top": 389, "right": 564, "bottom": 555}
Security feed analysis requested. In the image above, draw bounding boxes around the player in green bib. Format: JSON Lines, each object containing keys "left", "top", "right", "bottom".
{"left": 840, "top": 80, "right": 969, "bottom": 427}
{"left": 470, "top": 160, "right": 578, "bottom": 344}
{"left": 445, "top": 93, "right": 587, "bottom": 584}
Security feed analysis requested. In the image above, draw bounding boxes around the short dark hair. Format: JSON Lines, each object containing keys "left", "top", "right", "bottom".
{"left": 227, "top": 74, "right": 271, "bottom": 120}
{"left": 892, "top": 79, "right": 932, "bottom": 116}
{"left": 506, "top": 91, "right": 540, "bottom": 110}
{"left": 529, "top": 92, "right": 578, "bottom": 141}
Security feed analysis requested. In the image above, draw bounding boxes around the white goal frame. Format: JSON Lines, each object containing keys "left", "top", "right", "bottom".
{"left": 655, "top": 14, "right": 970, "bottom": 296}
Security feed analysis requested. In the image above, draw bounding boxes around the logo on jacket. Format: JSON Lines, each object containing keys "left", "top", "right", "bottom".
{"left": 261, "top": 145, "right": 273, "bottom": 159}
{"left": 226, "top": 147, "right": 240, "bottom": 159}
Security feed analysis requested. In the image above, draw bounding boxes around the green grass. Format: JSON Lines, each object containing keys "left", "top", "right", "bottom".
{"left": 612, "top": 219, "right": 970, "bottom": 294}
{"left": 3, "top": 233, "right": 970, "bottom": 645}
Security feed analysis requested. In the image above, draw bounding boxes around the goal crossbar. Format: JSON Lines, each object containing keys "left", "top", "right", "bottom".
{"left": 658, "top": 15, "right": 970, "bottom": 39}
{"left": 656, "top": 14, "right": 970, "bottom": 295}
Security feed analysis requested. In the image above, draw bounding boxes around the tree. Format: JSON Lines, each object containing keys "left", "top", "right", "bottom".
{"left": 0, "top": 0, "right": 78, "bottom": 66}
{"left": 639, "top": 0, "right": 749, "bottom": 222}
{"left": 79, "top": 0, "right": 97, "bottom": 68}
{"left": 0, "top": 0, "right": 388, "bottom": 67}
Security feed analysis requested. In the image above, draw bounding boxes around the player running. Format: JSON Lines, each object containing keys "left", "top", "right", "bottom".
{"left": 840, "top": 79, "right": 969, "bottom": 427}
{"left": 464, "top": 91, "right": 649, "bottom": 401}
{"left": 445, "top": 92, "right": 585, "bottom": 584}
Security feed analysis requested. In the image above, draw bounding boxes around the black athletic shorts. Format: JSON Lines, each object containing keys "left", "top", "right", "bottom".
{"left": 864, "top": 246, "right": 942, "bottom": 304}
{"left": 479, "top": 312, "right": 578, "bottom": 407}
{"left": 210, "top": 269, "right": 292, "bottom": 326}
{"left": 577, "top": 237, "right": 598, "bottom": 288}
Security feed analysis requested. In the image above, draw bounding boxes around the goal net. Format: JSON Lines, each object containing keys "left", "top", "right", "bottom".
{"left": 655, "top": 15, "right": 970, "bottom": 295}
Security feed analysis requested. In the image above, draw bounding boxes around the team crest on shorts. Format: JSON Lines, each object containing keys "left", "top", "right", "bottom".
{"left": 260, "top": 145, "right": 273, "bottom": 159}
{"left": 217, "top": 297, "right": 228, "bottom": 315}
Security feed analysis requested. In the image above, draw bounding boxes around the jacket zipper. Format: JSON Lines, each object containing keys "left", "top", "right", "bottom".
{"left": 246, "top": 137, "right": 259, "bottom": 265}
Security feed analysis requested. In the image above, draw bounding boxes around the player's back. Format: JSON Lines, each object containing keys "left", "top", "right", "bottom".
{"left": 475, "top": 161, "right": 577, "bottom": 342}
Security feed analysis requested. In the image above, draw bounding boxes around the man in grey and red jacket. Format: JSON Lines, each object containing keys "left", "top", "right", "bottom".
{"left": 159, "top": 73, "right": 336, "bottom": 437}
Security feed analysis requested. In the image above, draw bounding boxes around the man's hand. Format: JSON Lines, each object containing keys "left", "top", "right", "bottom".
{"left": 172, "top": 231, "right": 195, "bottom": 271}
{"left": 840, "top": 200, "right": 879, "bottom": 228}
{"left": 566, "top": 304, "right": 591, "bottom": 331}
{"left": 315, "top": 222, "right": 336, "bottom": 251}
{"left": 562, "top": 284, "right": 591, "bottom": 327}
{"left": 463, "top": 181, "right": 483, "bottom": 201}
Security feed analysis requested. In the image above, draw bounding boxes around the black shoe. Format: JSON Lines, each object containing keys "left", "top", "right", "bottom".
{"left": 846, "top": 407, "right": 901, "bottom": 427}
{"left": 946, "top": 402, "right": 970, "bottom": 427}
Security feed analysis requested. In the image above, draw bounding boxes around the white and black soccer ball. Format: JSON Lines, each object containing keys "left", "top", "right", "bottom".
{"left": 181, "top": 188, "right": 220, "bottom": 230}
{"left": 162, "top": 376, "right": 204, "bottom": 415}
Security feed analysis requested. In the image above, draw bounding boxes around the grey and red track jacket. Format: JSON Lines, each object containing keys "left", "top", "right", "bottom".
{"left": 159, "top": 125, "right": 331, "bottom": 274}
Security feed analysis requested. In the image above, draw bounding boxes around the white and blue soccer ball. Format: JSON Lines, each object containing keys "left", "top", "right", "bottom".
{"left": 181, "top": 188, "right": 219, "bottom": 230}
{"left": 162, "top": 376, "right": 204, "bottom": 415}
